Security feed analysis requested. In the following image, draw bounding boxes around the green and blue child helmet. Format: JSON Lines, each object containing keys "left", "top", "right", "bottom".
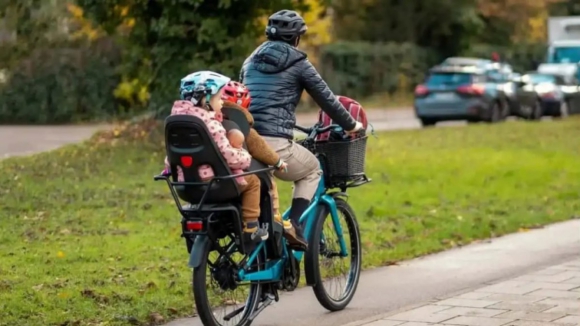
{"left": 179, "top": 71, "right": 231, "bottom": 109}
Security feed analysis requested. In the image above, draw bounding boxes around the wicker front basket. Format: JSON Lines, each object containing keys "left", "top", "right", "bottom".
{"left": 314, "top": 136, "right": 368, "bottom": 188}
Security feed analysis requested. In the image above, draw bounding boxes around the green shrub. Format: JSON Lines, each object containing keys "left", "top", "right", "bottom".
{"left": 319, "top": 41, "right": 439, "bottom": 99}
{"left": 320, "top": 41, "right": 549, "bottom": 102}
{"left": 461, "top": 43, "right": 548, "bottom": 72}
{"left": 0, "top": 38, "right": 121, "bottom": 124}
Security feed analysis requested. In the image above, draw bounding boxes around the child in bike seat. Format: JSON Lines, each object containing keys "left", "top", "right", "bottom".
{"left": 162, "top": 71, "right": 268, "bottom": 245}
{"left": 220, "top": 81, "right": 308, "bottom": 251}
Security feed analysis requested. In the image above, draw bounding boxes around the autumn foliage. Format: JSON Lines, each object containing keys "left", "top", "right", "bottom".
{"left": 0, "top": 0, "right": 576, "bottom": 123}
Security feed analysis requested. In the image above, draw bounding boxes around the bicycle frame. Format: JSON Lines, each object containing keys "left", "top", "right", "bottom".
{"left": 237, "top": 161, "right": 349, "bottom": 282}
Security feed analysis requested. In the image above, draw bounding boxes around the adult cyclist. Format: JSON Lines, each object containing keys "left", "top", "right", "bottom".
{"left": 240, "top": 9, "right": 363, "bottom": 250}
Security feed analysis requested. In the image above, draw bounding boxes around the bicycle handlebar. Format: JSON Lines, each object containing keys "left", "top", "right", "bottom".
{"left": 294, "top": 124, "right": 342, "bottom": 137}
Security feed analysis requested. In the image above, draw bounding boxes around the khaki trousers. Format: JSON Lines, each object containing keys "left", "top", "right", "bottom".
{"left": 262, "top": 137, "right": 322, "bottom": 201}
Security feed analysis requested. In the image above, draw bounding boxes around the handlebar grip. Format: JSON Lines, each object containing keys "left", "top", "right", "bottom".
{"left": 154, "top": 175, "right": 168, "bottom": 181}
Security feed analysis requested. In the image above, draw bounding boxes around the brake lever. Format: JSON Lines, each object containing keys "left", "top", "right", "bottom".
{"left": 368, "top": 123, "right": 377, "bottom": 139}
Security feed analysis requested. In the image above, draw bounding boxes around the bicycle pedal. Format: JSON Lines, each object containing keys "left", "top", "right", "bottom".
{"left": 263, "top": 293, "right": 275, "bottom": 303}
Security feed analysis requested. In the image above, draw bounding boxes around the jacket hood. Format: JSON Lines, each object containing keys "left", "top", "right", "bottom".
{"left": 251, "top": 41, "right": 307, "bottom": 74}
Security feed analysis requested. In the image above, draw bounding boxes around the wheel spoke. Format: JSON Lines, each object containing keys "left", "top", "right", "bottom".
{"left": 309, "top": 199, "right": 362, "bottom": 311}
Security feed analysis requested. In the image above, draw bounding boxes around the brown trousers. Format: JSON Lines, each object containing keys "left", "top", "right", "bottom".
{"left": 239, "top": 174, "right": 261, "bottom": 228}
{"left": 239, "top": 174, "right": 282, "bottom": 229}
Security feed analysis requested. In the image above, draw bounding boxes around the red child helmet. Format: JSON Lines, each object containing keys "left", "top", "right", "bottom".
{"left": 222, "top": 81, "right": 251, "bottom": 109}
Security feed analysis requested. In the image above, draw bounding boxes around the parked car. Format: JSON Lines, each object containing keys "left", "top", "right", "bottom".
{"left": 513, "top": 71, "right": 580, "bottom": 118}
{"left": 442, "top": 57, "right": 520, "bottom": 115}
{"left": 537, "top": 63, "right": 580, "bottom": 115}
{"left": 414, "top": 63, "right": 508, "bottom": 127}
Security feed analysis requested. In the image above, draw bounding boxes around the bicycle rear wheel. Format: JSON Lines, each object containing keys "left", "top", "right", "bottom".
{"left": 193, "top": 234, "right": 261, "bottom": 326}
{"left": 306, "top": 198, "right": 362, "bottom": 311}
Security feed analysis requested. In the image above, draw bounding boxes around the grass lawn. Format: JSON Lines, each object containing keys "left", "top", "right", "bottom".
{"left": 1, "top": 118, "right": 580, "bottom": 325}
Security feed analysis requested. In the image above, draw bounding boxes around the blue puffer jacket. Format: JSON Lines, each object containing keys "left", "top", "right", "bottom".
{"left": 240, "top": 41, "right": 356, "bottom": 139}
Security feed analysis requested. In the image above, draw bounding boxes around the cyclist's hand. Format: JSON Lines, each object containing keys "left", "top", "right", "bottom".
{"left": 345, "top": 121, "right": 363, "bottom": 136}
{"left": 275, "top": 159, "right": 288, "bottom": 173}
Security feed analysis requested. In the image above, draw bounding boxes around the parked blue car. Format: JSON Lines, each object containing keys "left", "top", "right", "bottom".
{"left": 414, "top": 60, "right": 510, "bottom": 127}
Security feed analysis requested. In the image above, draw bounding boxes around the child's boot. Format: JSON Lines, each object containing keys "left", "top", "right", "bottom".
{"left": 242, "top": 221, "right": 269, "bottom": 251}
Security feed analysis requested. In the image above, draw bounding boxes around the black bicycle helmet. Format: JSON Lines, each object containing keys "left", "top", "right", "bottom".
{"left": 265, "top": 10, "right": 307, "bottom": 42}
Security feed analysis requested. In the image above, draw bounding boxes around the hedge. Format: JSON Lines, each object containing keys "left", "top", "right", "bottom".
{"left": 0, "top": 38, "right": 121, "bottom": 124}
{"left": 460, "top": 43, "right": 548, "bottom": 73}
{"left": 319, "top": 41, "right": 550, "bottom": 100}
{"left": 0, "top": 39, "right": 551, "bottom": 124}
{"left": 319, "top": 41, "right": 439, "bottom": 99}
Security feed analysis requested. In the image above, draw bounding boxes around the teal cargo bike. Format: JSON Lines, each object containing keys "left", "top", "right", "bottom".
{"left": 154, "top": 111, "right": 371, "bottom": 326}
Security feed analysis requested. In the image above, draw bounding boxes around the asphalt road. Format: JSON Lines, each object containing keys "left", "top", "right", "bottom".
{"left": 0, "top": 108, "right": 457, "bottom": 159}
{"left": 1, "top": 108, "right": 552, "bottom": 159}
{"left": 0, "top": 124, "right": 110, "bottom": 159}
{"left": 164, "top": 220, "right": 580, "bottom": 326}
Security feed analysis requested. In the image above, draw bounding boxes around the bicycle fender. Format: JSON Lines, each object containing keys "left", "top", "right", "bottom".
{"left": 188, "top": 235, "right": 209, "bottom": 268}
{"left": 304, "top": 202, "right": 331, "bottom": 286}
{"left": 328, "top": 191, "right": 348, "bottom": 199}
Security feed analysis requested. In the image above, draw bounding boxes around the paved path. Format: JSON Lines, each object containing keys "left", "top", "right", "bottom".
{"left": 165, "top": 219, "right": 580, "bottom": 326}
{"left": 0, "top": 109, "right": 418, "bottom": 159}
{"left": 357, "top": 260, "right": 580, "bottom": 326}
{"left": 0, "top": 124, "right": 110, "bottom": 159}
{"left": 0, "top": 107, "right": 554, "bottom": 159}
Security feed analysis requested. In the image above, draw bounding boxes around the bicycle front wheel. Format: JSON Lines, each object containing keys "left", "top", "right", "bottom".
{"left": 306, "top": 198, "right": 362, "bottom": 311}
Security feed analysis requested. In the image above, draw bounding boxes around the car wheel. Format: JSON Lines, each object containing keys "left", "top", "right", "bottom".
{"left": 500, "top": 99, "right": 511, "bottom": 120}
{"left": 420, "top": 118, "right": 437, "bottom": 127}
{"left": 554, "top": 101, "right": 569, "bottom": 119}
{"left": 530, "top": 100, "right": 543, "bottom": 121}
{"left": 486, "top": 101, "right": 502, "bottom": 123}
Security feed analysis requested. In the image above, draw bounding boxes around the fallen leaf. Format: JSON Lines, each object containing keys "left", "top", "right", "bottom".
{"left": 222, "top": 299, "right": 240, "bottom": 305}
{"left": 57, "top": 292, "right": 70, "bottom": 299}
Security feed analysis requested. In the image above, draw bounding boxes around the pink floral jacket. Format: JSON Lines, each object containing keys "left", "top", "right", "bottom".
{"left": 163, "top": 101, "right": 251, "bottom": 183}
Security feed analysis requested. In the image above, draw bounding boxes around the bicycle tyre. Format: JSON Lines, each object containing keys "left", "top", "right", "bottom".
{"left": 193, "top": 238, "right": 261, "bottom": 326}
{"left": 306, "top": 198, "right": 362, "bottom": 311}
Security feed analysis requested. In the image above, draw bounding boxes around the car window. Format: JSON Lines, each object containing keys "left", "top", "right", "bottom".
{"left": 553, "top": 47, "right": 580, "bottom": 63}
{"left": 425, "top": 73, "right": 473, "bottom": 86}
{"left": 527, "top": 74, "right": 556, "bottom": 84}
{"left": 471, "top": 75, "right": 487, "bottom": 83}
{"left": 554, "top": 76, "right": 567, "bottom": 85}
{"left": 564, "top": 76, "right": 579, "bottom": 85}
{"left": 499, "top": 64, "right": 513, "bottom": 74}
{"left": 486, "top": 70, "right": 505, "bottom": 82}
